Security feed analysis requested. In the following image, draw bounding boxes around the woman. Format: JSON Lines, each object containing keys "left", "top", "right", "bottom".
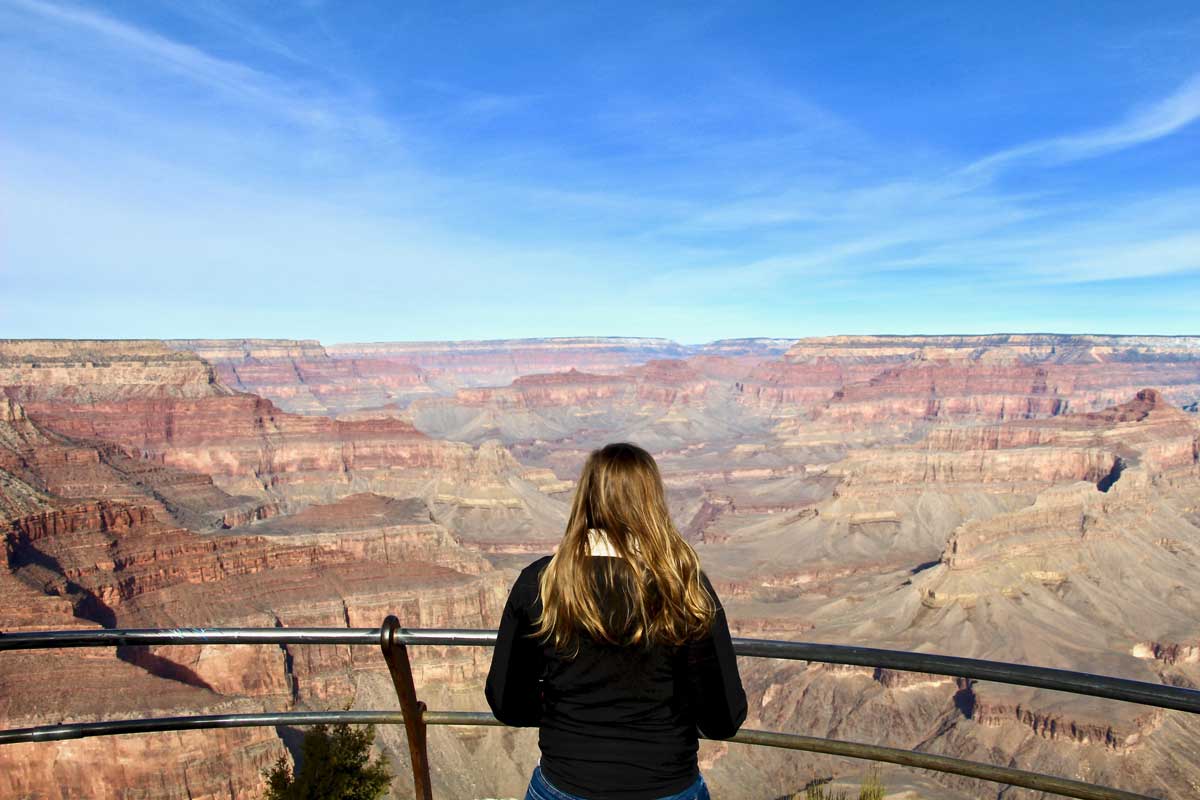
{"left": 486, "top": 442, "right": 747, "bottom": 800}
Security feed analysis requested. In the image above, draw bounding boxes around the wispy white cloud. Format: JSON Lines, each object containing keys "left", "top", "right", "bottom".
{"left": 167, "top": 2, "right": 312, "bottom": 66}
{"left": 647, "top": 71, "right": 1200, "bottom": 292}
{"left": 4, "top": 0, "right": 388, "bottom": 136}
{"left": 877, "top": 188, "right": 1200, "bottom": 284}
{"left": 964, "top": 72, "right": 1200, "bottom": 175}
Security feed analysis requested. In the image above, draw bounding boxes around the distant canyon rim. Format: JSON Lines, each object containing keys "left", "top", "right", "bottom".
{"left": 2, "top": 333, "right": 1199, "bottom": 800}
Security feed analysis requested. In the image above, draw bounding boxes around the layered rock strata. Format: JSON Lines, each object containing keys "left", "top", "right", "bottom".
{"left": 166, "top": 339, "right": 435, "bottom": 415}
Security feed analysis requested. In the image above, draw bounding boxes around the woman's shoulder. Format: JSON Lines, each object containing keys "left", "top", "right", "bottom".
{"left": 519, "top": 554, "right": 553, "bottom": 582}
{"left": 508, "top": 555, "right": 552, "bottom": 606}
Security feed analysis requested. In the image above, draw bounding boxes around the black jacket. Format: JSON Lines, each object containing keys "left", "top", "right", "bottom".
{"left": 485, "top": 555, "right": 747, "bottom": 799}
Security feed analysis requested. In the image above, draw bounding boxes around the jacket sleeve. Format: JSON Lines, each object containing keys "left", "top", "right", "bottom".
{"left": 685, "top": 571, "right": 748, "bottom": 739}
{"left": 485, "top": 572, "right": 544, "bottom": 727}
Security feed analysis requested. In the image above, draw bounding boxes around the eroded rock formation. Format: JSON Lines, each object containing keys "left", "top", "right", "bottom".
{"left": 4, "top": 336, "right": 1200, "bottom": 799}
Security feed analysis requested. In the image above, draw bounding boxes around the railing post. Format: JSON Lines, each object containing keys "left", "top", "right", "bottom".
{"left": 380, "top": 615, "right": 433, "bottom": 800}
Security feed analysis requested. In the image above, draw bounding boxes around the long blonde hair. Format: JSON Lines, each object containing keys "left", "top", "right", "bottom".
{"left": 533, "top": 442, "right": 715, "bottom": 654}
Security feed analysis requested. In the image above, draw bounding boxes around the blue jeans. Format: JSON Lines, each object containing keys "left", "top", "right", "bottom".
{"left": 524, "top": 765, "right": 710, "bottom": 800}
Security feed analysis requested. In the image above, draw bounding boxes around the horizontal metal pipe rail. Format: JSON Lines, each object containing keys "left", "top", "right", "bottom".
{"left": 4, "top": 626, "right": 1198, "bottom": 715}
{"left": 2, "top": 624, "right": 1188, "bottom": 800}
{"left": 0, "top": 708, "right": 1153, "bottom": 800}
{"left": 425, "top": 712, "right": 1151, "bottom": 800}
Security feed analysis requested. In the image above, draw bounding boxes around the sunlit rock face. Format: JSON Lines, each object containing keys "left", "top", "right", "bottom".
{"left": 0, "top": 340, "right": 228, "bottom": 403}
{"left": 3, "top": 335, "right": 1200, "bottom": 799}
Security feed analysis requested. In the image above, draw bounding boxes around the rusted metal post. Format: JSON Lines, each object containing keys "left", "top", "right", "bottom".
{"left": 380, "top": 615, "right": 433, "bottom": 800}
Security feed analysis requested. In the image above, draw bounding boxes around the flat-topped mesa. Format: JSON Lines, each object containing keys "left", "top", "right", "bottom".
{"left": 164, "top": 338, "right": 329, "bottom": 361}
{"left": 452, "top": 361, "right": 713, "bottom": 410}
{"left": 783, "top": 333, "right": 1200, "bottom": 364}
{"left": 456, "top": 368, "right": 633, "bottom": 407}
{"left": 0, "top": 340, "right": 227, "bottom": 402}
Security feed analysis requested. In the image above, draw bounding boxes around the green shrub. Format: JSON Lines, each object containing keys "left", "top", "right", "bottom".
{"left": 858, "top": 768, "right": 885, "bottom": 800}
{"left": 804, "top": 781, "right": 848, "bottom": 800}
{"left": 264, "top": 722, "right": 393, "bottom": 800}
{"left": 798, "top": 768, "right": 887, "bottom": 800}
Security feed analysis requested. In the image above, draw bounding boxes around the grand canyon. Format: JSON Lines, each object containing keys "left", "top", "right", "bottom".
{"left": 2, "top": 334, "right": 1199, "bottom": 799}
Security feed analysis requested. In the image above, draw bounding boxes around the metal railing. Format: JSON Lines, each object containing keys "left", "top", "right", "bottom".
{"left": 2, "top": 619, "right": 1194, "bottom": 800}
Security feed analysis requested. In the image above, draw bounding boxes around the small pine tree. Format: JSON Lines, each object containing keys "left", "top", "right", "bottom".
{"left": 264, "top": 722, "right": 393, "bottom": 800}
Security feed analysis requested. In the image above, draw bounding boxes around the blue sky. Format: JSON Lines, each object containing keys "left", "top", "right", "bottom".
{"left": 1, "top": 1, "right": 1198, "bottom": 343}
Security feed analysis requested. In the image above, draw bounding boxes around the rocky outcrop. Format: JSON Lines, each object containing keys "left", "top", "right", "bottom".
{"left": 1132, "top": 640, "right": 1200, "bottom": 665}
{"left": 966, "top": 683, "right": 1164, "bottom": 750}
{"left": 835, "top": 446, "right": 1119, "bottom": 486}
{"left": 243, "top": 492, "right": 492, "bottom": 574}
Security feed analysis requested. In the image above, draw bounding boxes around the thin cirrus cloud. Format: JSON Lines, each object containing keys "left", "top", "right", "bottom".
{"left": 660, "top": 70, "right": 1200, "bottom": 294}
{"left": 4, "top": 0, "right": 388, "bottom": 137}
{"left": 963, "top": 72, "right": 1200, "bottom": 176}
